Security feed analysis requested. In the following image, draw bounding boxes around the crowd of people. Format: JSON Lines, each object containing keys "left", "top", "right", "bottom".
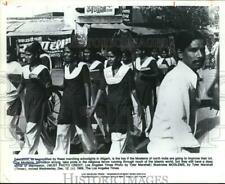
{"left": 6, "top": 30, "right": 219, "bottom": 154}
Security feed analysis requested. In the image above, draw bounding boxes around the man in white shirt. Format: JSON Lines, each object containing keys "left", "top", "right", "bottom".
{"left": 147, "top": 30, "right": 206, "bottom": 153}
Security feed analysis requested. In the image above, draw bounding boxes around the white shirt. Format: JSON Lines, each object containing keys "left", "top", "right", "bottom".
{"left": 149, "top": 61, "right": 200, "bottom": 152}
{"left": 6, "top": 61, "right": 22, "bottom": 102}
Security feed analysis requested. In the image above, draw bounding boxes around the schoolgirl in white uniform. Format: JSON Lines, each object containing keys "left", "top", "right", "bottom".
{"left": 53, "top": 44, "right": 97, "bottom": 154}
{"left": 84, "top": 48, "right": 110, "bottom": 143}
{"left": 134, "top": 48, "right": 159, "bottom": 137}
{"left": 18, "top": 42, "right": 52, "bottom": 154}
{"left": 157, "top": 48, "right": 176, "bottom": 82}
{"left": 103, "top": 48, "right": 142, "bottom": 154}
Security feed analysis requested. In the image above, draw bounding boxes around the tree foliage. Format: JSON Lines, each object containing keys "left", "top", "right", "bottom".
{"left": 138, "top": 6, "right": 210, "bottom": 29}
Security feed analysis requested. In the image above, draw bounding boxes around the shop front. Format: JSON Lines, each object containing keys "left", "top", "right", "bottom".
{"left": 7, "top": 17, "right": 74, "bottom": 68}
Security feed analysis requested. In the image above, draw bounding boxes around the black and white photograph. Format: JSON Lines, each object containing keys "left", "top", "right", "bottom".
{"left": 1, "top": 1, "right": 225, "bottom": 183}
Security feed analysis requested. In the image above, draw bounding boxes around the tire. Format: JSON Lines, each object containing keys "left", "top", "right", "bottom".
{"left": 47, "top": 89, "right": 62, "bottom": 126}
{"left": 42, "top": 89, "right": 62, "bottom": 148}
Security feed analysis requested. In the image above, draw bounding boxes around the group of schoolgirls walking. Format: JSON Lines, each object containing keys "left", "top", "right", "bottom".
{"left": 9, "top": 40, "right": 177, "bottom": 154}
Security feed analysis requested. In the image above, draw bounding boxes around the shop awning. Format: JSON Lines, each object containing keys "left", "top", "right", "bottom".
{"left": 129, "top": 26, "right": 176, "bottom": 35}
{"left": 7, "top": 18, "right": 73, "bottom": 36}
{"left": 90, "top": 23, "right": 130, "bottom": 30}
{"left": 90, "top": 23, "right": 176, "bottom": 35}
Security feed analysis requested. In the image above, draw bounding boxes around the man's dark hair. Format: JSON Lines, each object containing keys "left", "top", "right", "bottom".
{"left": 175, "top": 30, "right": 206, "bottom": 51}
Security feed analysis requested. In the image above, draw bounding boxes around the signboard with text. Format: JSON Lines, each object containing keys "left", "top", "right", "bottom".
{"left": 85, "top": 6, "right": 115, "bottom": 16}
{"left": 17, "top": 36, "right": 71, "bottom": 58}
{"left": 122, "top": 6, "right": 132, "bottom": 25}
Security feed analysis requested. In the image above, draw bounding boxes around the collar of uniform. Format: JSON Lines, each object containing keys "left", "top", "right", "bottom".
{"left": 90, "top": 60, "right": 102, "bottom": 71}
{"left": 64, "top": 62, "right": 86, "bottom": 79}
{"left": 177, "top": 61, "right": 198, "bottom": 89}
{"left": 104, "top": 64, "right": 130, "bottom": 84}
{"left": 121, "top": 61, "right": 133, "bottom": 69}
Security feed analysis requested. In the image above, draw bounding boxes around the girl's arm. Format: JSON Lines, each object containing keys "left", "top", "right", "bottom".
{"left": 129, "top": 70, "right": 144, "bottom": 117}
{"left": 87, "top": 65, "right": 106, "bottom": 118}
{"left": 84, "top": 82, "right": 90, "bottom": 106}
{"left": 87, "top": 89, "right": 104, "bottom": 118}
{"left": 82, "top": 65, "right": 91, "bottom": 107}
{"left": 35, "top": 68, "right": 52, "bottom": 98}
{"left": 131, "top": 89, "right": 144, "bottom": 117}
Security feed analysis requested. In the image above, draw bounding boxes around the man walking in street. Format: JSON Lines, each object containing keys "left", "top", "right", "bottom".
{"left": 147, "top": 30, "right": 206, "bottom": 153}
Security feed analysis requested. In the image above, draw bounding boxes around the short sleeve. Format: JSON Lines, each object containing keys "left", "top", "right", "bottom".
{"left": 99, "top": 72, "right": 107, "bottom": 90}
{"left": 21, "top": 73, "right": 26, "bottom": 86}
{"left": 96, "top": 64, "right": 106, "bottom": 90}
{"left": 41, "top": 56, "right": 51, "bottom": 70}
{"left": 98, "top": 63, "right": 104, "bottom": 72}
{"left": 140, "top": 59, "right": 159, "bottom": 81}
{"left": 149, "top": 60, "right": 160, "bottom": 75}
{"left": 38, "top": 68, "right": 52, "bottom": 88}
{"left": 127, "top": 69, "right": 135, "bottom": 91}
{"left": 81, "top": 65, "right": 90, "bottom": 84}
